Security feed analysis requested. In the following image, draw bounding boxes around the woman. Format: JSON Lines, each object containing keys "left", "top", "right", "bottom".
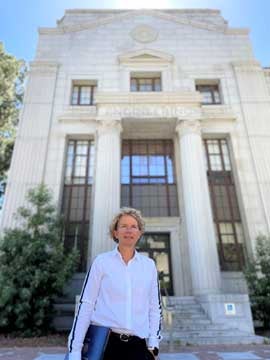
{"left": 68, "top": 207, "right": 162, "bottom": 360}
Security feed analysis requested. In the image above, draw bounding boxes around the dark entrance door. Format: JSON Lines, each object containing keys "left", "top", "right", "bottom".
{"left": 136, "top": 233, "right": 173, "bottom": 295}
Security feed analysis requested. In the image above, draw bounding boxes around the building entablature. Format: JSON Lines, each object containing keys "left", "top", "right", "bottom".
{"left": 57, "top": 91, "right": 236, "bottom": 124}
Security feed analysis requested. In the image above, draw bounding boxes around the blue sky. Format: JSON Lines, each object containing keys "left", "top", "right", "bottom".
{"left": 0, "top": 0, "right": 269, "bottom": 66}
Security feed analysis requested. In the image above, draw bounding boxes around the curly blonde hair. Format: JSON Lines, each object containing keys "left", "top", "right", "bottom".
{"left": 109, "top": 207, "right": 145, "bottom": 243}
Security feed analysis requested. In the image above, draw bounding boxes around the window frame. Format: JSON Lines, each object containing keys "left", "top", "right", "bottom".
{"left": 61, "top": 139, "right": 95, "bottom": 272}
{"left": 71, "top": 83, "right": 97, "bottom": 106}
{"left": 121, "top": 139, "right": 179, "bottom": 217}
{"left": 130, "top": 72, "right": 162, "bottom": 92}
{"left": 196, "top": 83, "right": 222, "bottom": 105}
{"left": 204, "top": 138, "right": 246, "bottom": 271}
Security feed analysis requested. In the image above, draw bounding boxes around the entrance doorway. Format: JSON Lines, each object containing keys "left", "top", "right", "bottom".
{"left": 137, "top": 233, "right": 173, "bottom": 295}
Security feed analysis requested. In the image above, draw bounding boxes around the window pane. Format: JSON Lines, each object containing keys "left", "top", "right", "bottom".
{"left": 149, "top": 155, "right": 165, "bottom": 176}
{"left": 132, "top": 155, "right": 148, "bottom": 176}
{"left": 214, "top": 89, "right": 221, "bottom": 103}
{"left": 154, "top": 78, "right": 161, "bottom": 91}
{"left": 209, "top": 155, "right": 222, "bottom": 171}
{"left": 202, "top": 90, "right": 213, "bottom": 103}
{"left": 130, "top": 75, "right": 161, "bottom": 92}
{"left": 80, "top": 86, "right": 91, "bottom": 104}
{"left": 130, "top": 79, "right": 137, "bottom": 92}
{"left": 71, "top": 86, "right": 79, "bottom": 105}
{"left": 77, "top": 141, "right": 88, "bottom": 155}
{"left": 208, "top": 140, "right": 220, "bottom": 154}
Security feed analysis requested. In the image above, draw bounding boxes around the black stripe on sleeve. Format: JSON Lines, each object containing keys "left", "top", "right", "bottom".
{"left": 69, "top": 264, "right": 92, "bottom": 352}
{"left": 156, "top": 272, "right": 163, "bottom": 339}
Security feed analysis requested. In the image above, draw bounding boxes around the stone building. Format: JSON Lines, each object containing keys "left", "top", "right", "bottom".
{"left": 1, "top": 9, "right": 270, "bottom": 342}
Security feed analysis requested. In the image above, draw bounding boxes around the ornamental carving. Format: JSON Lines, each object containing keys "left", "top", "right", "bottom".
{"left": 176, "top": 120, "right": 202, "bottom": 137}
{"left": 130, "top": 25, "right": 158, "bottom": 43}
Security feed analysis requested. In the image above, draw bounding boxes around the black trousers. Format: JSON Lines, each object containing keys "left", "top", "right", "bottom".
{"left": 103, "top": 333, "right": 155, "bottom": 360}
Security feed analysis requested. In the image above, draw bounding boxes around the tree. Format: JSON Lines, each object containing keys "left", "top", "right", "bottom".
{"left": 0, "top": 184, "right": 78, "bottom": 336}
{"left": 0, "top": 42, "right": 26, "bottom": 185}
{"left": 244, "top": 235, "right": 270, "bottom": 329}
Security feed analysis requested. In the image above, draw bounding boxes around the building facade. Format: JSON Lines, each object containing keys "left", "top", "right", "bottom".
{"left": 1, "top": 9, "right": 270, "bottom": 337}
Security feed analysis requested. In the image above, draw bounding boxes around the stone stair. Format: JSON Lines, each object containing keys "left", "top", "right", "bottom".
{"left": 53, "top": 295, "right": 265, "bottom": 344}
{"left": 53, "top": 299, "right": 75, "bottom": 331}
{"left": 162, "top": 296, "right": 265, "bottom": 345}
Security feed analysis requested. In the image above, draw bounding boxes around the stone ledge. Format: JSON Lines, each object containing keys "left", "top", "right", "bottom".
{"left": 95, "top": 91, "right": 202, "bottom": 104}
{"left": 202, "top": 105, "right": 236, "bottom": 121}
{"left": 57, "top": 106, "right": 97, "bottom": 122}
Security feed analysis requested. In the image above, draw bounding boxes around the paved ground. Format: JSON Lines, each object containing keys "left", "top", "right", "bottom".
{"left": 1, "top": 345, "right": 270, "bottom": 360}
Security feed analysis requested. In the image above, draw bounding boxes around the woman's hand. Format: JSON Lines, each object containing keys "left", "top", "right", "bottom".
{"left": 148, "top": 349, "right": 158, "bottom": 359}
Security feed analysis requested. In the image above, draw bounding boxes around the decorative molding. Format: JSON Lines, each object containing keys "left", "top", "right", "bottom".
{"left": 97, "top": 119, "right": 123, "bottom": 135}
{"left": 39, "top": 9, "right": 232, "bottom": 35}
{"left": 57, "top": 106, "right": 97, "bottom": 123}
{"left": 130, "top": 25, "right": 158, "bottom": 43}
{"left": 118, "top": 48, "right": 173, "bottom": 64}
{"left": 95, "top": 91, "right": 201, "bottom": 104}
{"left": 175, "top": 119, "right": 201, "bottom": 137}
{"left": 97, "top": 104, "right": 201, "bottom": 120}
{"left": 201, "top": 105, "right": 236, "bottom": 122}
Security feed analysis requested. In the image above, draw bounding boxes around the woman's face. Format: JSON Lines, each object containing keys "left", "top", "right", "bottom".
{"left": 113, "top": 215, "right": 142, "bottom": 248}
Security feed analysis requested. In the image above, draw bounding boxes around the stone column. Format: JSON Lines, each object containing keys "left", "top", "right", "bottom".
{"left": 90, "top": 119, "right": 122, "bottom": 262}
{"left": 176, "top": 120, "right": 221, "bottom": 295}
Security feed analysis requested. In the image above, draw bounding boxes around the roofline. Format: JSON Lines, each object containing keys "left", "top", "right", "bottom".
{"left": 64, "top": 8, "right": 221, "bottom": 14}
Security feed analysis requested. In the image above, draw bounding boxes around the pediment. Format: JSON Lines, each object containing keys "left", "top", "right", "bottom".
{"left": 118, "top": 49, "right": 174, "bottom": 64}
{"left": 39, "top": 9, "right": 248, "bottom": 36}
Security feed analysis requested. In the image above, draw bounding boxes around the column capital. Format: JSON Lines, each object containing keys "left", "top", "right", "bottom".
{"left": 175, "top": 119, "right": 201, "bottom": 137}
{"left": 97, "top": 119, "right": 123, "bottom": 135}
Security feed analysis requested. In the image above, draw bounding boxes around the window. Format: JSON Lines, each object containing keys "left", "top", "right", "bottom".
{"left": 196, "top": 83, "right": 221, "bottom": 105}
{"left": 204, "top": 139, "right": 246, "bottom": 271}
{"left": 137, "top": 233, "right": 173, "bottom": 295}
{"left": 71, "top": 83, "right": 97, "bottom": 105}
{"left": 61, "top": 140, "right": 95, "bottom": 272}
{"left": 121, "top": 140, "right": 179, "bottom": 217}
{"left": 130, "top": 73, "right": 161, "bottom": 92}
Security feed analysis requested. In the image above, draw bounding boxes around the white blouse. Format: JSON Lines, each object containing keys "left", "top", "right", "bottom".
{"left": 68, "top": 247, "right": 163, "bottom": 360}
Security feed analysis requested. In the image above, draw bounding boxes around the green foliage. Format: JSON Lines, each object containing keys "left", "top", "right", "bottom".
{"left": 244, "top": 235, "right": 270, "bottom": 329}
{"left": 0, "top": 184, "right": 78, "bottom": 336}
{"left": 0, "top": 42, "right": 26, "bottom": 183}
